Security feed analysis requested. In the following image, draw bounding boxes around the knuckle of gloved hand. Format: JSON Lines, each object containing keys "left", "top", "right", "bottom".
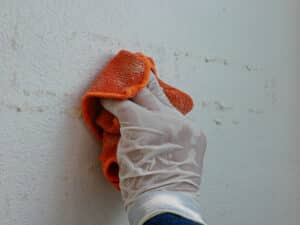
{"left": 117, "top": 104, "right": 139, "bottom": 122}
{"left": 186, "top": 121, "right": 205, "bottom": 139}
{"left": 162, "top": 117, "right": 191, "bottom": 140}
{"left": 122, "top": 129, "right": 140, "bottom": 142}
{"left": 192, "top": 128, "right": 207, "bottom": 153}
{"left": 196, "top": 128, "right": 207, "bottom": 144}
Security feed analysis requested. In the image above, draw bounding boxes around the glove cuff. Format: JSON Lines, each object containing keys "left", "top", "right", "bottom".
{"left": 127, "top": 191, "right": 206, "bottom": 225}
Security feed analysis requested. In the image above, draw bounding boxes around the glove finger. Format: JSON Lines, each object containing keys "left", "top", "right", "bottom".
{"left": 131, "top": 88, "right": 162, "bottom": 111}
{"left": 101, "top": 99, "right": 143, "bottom": 123}
{"left": 147, "top": 73, "right": 173, "bottom": 108}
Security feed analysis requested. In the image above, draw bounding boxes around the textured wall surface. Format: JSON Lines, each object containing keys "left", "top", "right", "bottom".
{"left": 0, "top": 1, "right": 299, "bottom": 225}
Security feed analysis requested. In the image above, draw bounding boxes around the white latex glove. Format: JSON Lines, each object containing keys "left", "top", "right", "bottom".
{"left": 101, "top": 73, "right": 207, "bottom": 225}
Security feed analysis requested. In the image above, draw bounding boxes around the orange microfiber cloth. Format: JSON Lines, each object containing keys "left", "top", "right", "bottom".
{"left": 82, "top": 50, "right": 194, "bottom": 189}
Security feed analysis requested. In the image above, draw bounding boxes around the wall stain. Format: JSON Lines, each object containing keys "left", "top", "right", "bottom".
{"left": 36, "top": 106, "right": 45, "bottom": 112}
{"left": 0, "top": 101, "right": 48, "bottom": 113}
{"left": 264, "top": 77, "right": 277, "bottom": 104}
{"left": 244, "top": 64, "right": 258, "bottom": 72}
{"left": 10, "top": 71, "right": 17, "bottom": 87}
{"left": 248, "top": 108, "right": 264, "bottom": 114}
{"left": 232, "top": 120, "right": 239, "bottom": 125}
{"left": 173, "top": 51, "right": 180, "bottom": 57}
{"left": 10, "top": 38, "right": 17, "bottom": 50}
{"left": 22, "top": 89, "right": 57, "bottom": 97}
{"left": 1, "top": 102, "right": 21, "bottom": 112}
{"left": 71, "top": 31, "right": 77, "bottom": 39}
{"left": 173, "top": 51, "right": 180, "bottom": 61}
{"left": 200, "top": 100, "right": 233, "bottom": 112}
{"left": 201, "top": 100, "right": 265, "bottom": 117}
{"left": 1, "top": 100, "right": 82, "bottom": 116}
{"left": 204, "top": 57, "right": 228, "bottom": 65}
{"left": 10, "top": 23, "right": 23, "bottom": 50}
{"left": 201, "top": 100, "right": 208, "bottom": 108}
{"left": 63, "top": 106, "right": 82, "bottom": 119}
{"left": 214, "top": 119, "right": 222, "bottom": 125}
{"left": 45, "top": 90, "right": 56, "bottom": 96}
{"left": 271, "top": 78, "right": 277, "bottom": 104}
{"left": 21, "top": 193, "right": 28, "bottom": 201}
{"left": 214, "top": 101, "right": 233, "bottom": 111}
{"left": 35, "top": 34, "right": 44, "bottom": 40}
{"left": 5, "top": 195, "right": 11, "bottom": 216}
{"left": 23, "top": 90, "right": 30, "bottom": 96}
{"left": 88, "top": 160, "right": 101, "bottom": 173}
{"left": 59, "top": 31, "right": 264, "bottom": 71}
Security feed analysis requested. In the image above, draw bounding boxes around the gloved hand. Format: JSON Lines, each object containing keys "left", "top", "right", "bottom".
{"left": 101, "top": 73, "right": 207, "bottom": 225}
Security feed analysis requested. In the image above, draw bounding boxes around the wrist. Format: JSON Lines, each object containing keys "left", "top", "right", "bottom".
{"left": 126, "top": 190, "right": 206, "bottom": 225}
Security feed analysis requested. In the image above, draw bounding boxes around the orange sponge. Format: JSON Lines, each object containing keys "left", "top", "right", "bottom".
{"left": 82, "top": 50, "right": 193, "bottom": 189}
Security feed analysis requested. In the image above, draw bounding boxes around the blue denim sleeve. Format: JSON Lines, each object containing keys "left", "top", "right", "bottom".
{"left": 143, "top": 213, "right": 204, "bottom": 225}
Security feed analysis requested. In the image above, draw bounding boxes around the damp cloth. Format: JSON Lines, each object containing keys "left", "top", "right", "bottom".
{"left": 82, "top": 50, "right": 193, "bottom": 189}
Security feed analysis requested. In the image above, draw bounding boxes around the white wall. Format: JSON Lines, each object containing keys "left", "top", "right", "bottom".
{"left": 0, "top": 1, "right": 299, "bottom": 225}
